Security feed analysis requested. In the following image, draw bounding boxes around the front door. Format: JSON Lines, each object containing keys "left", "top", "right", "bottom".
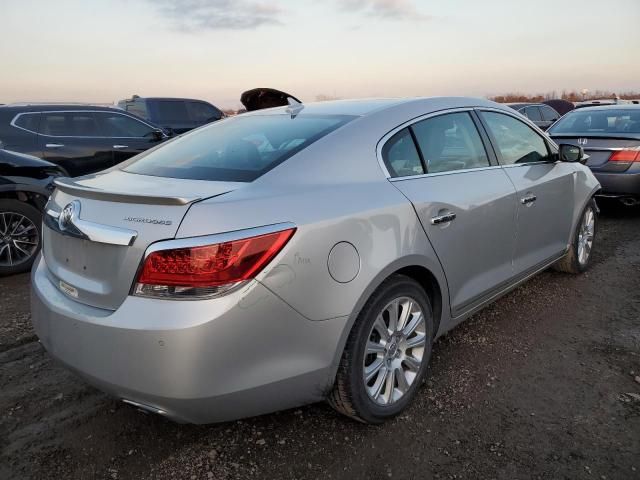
{"left": 478, "top": 110, "right": 575, "bottom": 275}
{"left": 93, "top": 111, "right": 165, "bottom": 166}
{"left": 383, "top": 111, "right": 518, "bottom": 317}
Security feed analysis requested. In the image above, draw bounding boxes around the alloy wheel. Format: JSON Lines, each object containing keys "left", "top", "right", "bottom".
{"left": 577, "top": 206, "right": 595, "bottom": 265}
{"left": 0, "top": 211, "right": 40, "bottom": 267}
{"left": 363, "top": 296, "right": 427, "bottom": 406}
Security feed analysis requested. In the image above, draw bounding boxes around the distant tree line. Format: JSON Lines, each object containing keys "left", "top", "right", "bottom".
{"left": 490, "top": 90, "right": 640, "bottom": 103}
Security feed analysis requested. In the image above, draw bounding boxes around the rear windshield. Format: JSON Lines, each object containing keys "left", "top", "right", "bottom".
{"left": 124, "top": 114, "right": 354, "bottom": 182}
{"left": 549, "top": 109, "right": 640, "bottom": 135}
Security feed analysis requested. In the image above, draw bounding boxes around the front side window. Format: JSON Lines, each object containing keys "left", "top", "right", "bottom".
{"left": 40, "top": 112, "right": 99, "bottom": 137}
{"left": 381, "top": 128, "right": 424, "bottom": 177}
{"left": 125, "top": 114, "right": 354, "bottom": 182}
{"left": 95, "top": 112, "right": 155, "bottom": 137}
{"left": 411, "top": 112, "right": 490, "bottom": 173}
{"left": 480, "top": 111, "right": 551, "bottom": 164}
{"left": 548, "top": 109, "right": 640, "bottom": 135}
{"left": 187, "top": 102, "right": 222, "bottom": 122}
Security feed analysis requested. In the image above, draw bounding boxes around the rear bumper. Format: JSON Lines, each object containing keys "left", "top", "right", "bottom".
{"left": 30, "top": 255, "right": 347, "bottom": 423}
{"left": 592, "top": 170, "right": 640, "bottom": 197}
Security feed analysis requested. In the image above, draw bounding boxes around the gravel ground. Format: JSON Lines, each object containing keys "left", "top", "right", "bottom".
{"left": 1, "top": 203, "right": 639, "bottom": 480}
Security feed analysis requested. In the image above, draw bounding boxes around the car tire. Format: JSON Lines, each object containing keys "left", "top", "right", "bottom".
{"left": 328, "top": 274, "right": 434, "bottom": 424}
{"left": 0, "top": 199, "right": 42, "bottom": 276}
{"left": 553, "top": 198, "right": 597, "bottom": 274}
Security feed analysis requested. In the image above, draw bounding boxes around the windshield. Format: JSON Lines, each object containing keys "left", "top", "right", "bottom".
{"left": 549, "top": 109, "right": 640, "bottom": 135}
{"left": 125, "top": 114, "right": 355, "bottom": 182}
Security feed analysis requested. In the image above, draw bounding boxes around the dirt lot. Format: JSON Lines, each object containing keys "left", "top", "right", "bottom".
{"left": 1, "top": 203, "right": 639, "bottom": 480}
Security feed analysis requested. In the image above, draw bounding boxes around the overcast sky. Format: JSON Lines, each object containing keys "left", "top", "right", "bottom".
{"left": 1, "top": 0, "right": 639, "bottom": 108}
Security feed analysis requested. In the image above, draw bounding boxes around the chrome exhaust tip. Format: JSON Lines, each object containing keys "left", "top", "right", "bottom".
{"left": 122, "top": 399, "right": 167, "bottom": 416}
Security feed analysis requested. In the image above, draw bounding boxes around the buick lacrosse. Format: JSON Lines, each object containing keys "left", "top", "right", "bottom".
{"left": 31, "top": 97, "right": 599, "bottom": 424}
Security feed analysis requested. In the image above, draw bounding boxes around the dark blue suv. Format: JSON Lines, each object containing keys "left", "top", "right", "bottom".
{"left": 117, "top": 96, "right": 224, "bottom": 134}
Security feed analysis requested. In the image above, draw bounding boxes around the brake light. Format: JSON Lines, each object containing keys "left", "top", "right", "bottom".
{"left": 134, "top": 227, "right": 295, "bottom": 299}
{"left": 609, "top": 149, "right": 640, "bottom": 162}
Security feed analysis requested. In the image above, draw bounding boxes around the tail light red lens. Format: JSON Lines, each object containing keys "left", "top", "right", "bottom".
{"left": 134, "top": 227, "right": 295, "bottom": 299}
{"left": 609, "top": 149, "right": 640, "bottom": 162}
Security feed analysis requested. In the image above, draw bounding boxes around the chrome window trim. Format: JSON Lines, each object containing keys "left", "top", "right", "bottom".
{"left": 389, "top": 165, "right": 503, "bottom": 182}
{"left": 143, "top": 222, "right": 297, "bottom": 260}
{"left": 376, "top": 107, "right": 481, "bottom": 179}
{"left": 10, "top": 110, "right": 163, "bottom": 139}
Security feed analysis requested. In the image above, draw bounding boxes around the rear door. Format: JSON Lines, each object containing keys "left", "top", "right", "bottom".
{"left": 478, "top": 110, "right": 575, "bottom": 275}
{"left": 384, "top": 110, "right": 518, "bottom": 317}
{"left": 93, "top": 111, "right": 165, "bottom": 166}
{"left": 39, "top": 111, "right": 114, "bottom": 176}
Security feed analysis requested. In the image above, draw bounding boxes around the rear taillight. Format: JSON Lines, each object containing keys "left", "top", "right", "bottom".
{"left": 609, "top": 149, "right": 640, "bottom": 162}
{"left": 134, "top": 227, "right": 295, "bottom": 299}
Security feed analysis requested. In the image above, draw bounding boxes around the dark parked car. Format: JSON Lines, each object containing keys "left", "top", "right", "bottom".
{"left": 117, "top": 96, "right": 224, "bottom": 134}
{"left": 0, "top": 146, "right": 67, "bottom": 275}
{"left": 547, "top": 105, "right": 640, "bottom": 205}
{"left": 0, "top": 104, "right": 168, "bottom": 177}
{"left": 506, "top": 103, "right": 560, "bottom": 130}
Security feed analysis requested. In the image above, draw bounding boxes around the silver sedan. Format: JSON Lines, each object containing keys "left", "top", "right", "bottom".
{"left": 31, "top": 97, "right": 599, "bottom": 424}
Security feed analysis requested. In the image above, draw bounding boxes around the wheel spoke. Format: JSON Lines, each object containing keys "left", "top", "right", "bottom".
{"left": 404, "top": 355, "right": 421, "bottom": 372}
{"left": 395, "top": 367, "right": 410, "bottom": 393}
{"left": 12, "top": 241, "right": 29, "bottom": 256}
{"left": 402, "top": 311, "right": 423, "bottom": 337}
{"left": 372, "top": 315, "right": 391, "bottom": 342}
{"left": 369, "top": 366, "right": 388, "bottom": 400}
{"left": 366, "top": 341, "right": 385, "bottom": 355}
{"left": 0, "top": 213, "right": 7, "bottom": 235}
{"left": 364, "top": 358, "right": 385, "bottom": 382}
{"left": 397, "top": 300, "right": 413, "bottom": 331}
{"left": 10, "top": 216, "right": 25, "bottom": 235}
{"left": 387, "top": 299, "right": 399, "bottom": 332}
{"left": 405, "top": 332, "right": 426, "bottom": 350}
{"left": 384, "top": 367, "right": 396, "bottom": 403}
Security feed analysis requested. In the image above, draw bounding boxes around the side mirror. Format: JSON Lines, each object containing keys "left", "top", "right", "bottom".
{"left": 151, "top": 129, "right": 166, "bottom": 141}
{"left": 558, "top": 144, "right": 587, "bottom": 163}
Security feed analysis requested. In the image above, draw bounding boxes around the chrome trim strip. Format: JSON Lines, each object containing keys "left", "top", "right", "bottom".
{"left": 53, "top": 178, "right": 195, "bottom": 206}
{"left": 143, "top": 222, "right": 297, "bottom": 259}
{"left": 44, "top": 205, "right": 138, "bottom": 246}
{"left": 10, "top": 110, "right": 164, "bottom": 139}
{"left": 389, "top": 165, "right": 503, "bottom": 182}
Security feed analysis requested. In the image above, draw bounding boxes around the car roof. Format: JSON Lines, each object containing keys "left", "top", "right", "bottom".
{"left": 243, "top": 96, "right": 502, "bottom": 118}
{"left": 0, "top": 103, "right": 122, "bottom": 112}
{"left": 568, "top": 104, "right": 640, "bottom": 112}
{"left": 505, "top": 102, "right": 544, "bottom": 108}
{"left": 125, "top": 97, "right": 214, "bottom": 103}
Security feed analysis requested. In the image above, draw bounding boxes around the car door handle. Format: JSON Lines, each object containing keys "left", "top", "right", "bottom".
{"left": 45, "top": 143, "right": 64, "bottom": 148}
{"left": 113, "top": 145, "right": 129, "bottom": 149}
{"left": 520, "top": 194, "right": 537, "bottom": 205}
{"left": 430, "top": 212, "right": 457, "bottom": 225}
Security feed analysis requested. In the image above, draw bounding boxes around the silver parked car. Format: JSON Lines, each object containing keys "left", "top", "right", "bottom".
{"left": 31, "top": 97, "right": 600, "bottom": 424}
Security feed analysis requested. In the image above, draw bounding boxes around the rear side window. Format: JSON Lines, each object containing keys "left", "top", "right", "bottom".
{"left": 125, "top": 114, "right": 354, "bottom": 182}
{"left": 540, "top": 105, "right": 559, "bottom": 122}
{"left": 187, "top": 101, "right": 222, "bottom": 122}
{"left": 13, "top": 113, "right": 41, "bottom": 133}
{"left": 411, "top": 112, "right": 490, "bottom": 173}
{"left": 95, "top": 112, "right": 155, "bottom": 137}
{"left": 382, "top": 129, "right": 424, "bottom": 177}
{"left": 480, "top": 111, "right": 551, "bottom": 164}
{"left": 125, "top": 101, "right": 149, "bottom": 120}
{"left": 40, "top": 112, "right": 99, "bottom": 137}
{"left": 524, "top": 106, "right": 542, "bottom": 122}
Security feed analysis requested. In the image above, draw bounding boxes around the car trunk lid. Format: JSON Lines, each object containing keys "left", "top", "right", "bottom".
{"left": 550, "top": 135, "right": 640, "bottom": 170}
{"left": 43, "top": 171, "right": 243, "bottom": 310}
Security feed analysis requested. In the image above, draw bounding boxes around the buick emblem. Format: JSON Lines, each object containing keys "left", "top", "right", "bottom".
{"left": 59, "top": 200, "right": 80, "bottom": 231}
{"left": 578, "top": 138, "right": 588, "bottom": 146}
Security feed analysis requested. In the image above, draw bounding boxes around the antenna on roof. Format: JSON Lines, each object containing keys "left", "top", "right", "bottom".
{"left": 285, "top": 97, "right": 304, "bottom": 117}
